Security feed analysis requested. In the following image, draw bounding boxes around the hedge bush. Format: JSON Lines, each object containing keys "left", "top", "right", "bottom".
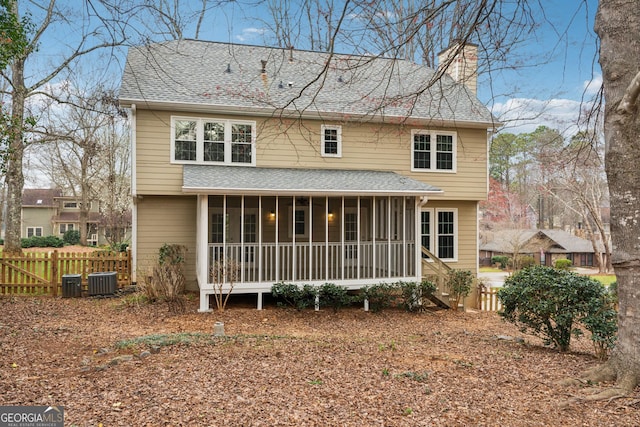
{"left": 63, "top": 229, "right": 80, "bottom": 245}
{"left": 20, "top": 235, "right": 64, "bottom": 248}
{"left": 498, "top": 266, "right": 617, "bottom": 356}
{"left": 554, "top": 258, "right": 572, "bottom": 270}
{"left": 491, "top": 255, "right": 509, "bottom": 269}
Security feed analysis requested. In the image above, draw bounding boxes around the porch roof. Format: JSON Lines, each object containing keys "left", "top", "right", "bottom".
{"left": 182, "top": 165, "right": 443, "bottom": 196}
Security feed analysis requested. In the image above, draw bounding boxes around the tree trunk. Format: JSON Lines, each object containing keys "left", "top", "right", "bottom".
{"left": 4, "top": 54, "right": 26, "bottom": 254}
{"left": 581, "top": 0, "right": 640, "bottom": 397}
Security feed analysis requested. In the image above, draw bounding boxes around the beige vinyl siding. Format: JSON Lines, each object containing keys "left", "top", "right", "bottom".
{"left": 22, "top": 208, "right": 55, "bottom": 237}
{"left": 136, "top": 110, "right": 185, "bottom": 195}
{"left": 135, "top": 109, "right": 488, "bottom": 200}
{"left": 135, "top": 195, "right": 198, "bottom": 291}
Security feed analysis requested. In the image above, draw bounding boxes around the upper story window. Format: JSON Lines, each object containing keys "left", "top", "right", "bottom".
{"left": 63, "top": 201, "right": 78, "bottom": 209}
{"left": 172, "top": 117, "right": 256, "bottom": 166}
{"left": 321, "top": 125, "right": 342, "bottom": 157}
{"left": 411, "top": 130, "right": 456, "bottom": 172}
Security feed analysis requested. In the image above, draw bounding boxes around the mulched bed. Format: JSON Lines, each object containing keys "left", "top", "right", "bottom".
{"left": 0, "top": 295, "right": 638, "bottom": 426}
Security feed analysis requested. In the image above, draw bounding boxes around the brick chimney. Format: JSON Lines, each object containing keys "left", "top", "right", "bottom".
{"left": 437, "top": 41, "right": 478, "bottom": 95}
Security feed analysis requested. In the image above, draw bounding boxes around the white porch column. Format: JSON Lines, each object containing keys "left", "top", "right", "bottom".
{"left": 197, "top": 194, "right": 212, "bottom": 312}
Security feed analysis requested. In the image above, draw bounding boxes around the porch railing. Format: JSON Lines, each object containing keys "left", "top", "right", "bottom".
{"left": 208, "top": 241, "right": 415, "bottom": 284}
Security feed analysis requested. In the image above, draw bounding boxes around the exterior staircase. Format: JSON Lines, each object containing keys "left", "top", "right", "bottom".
{"left": 421, "top": 246, "right": 453, "bottom": 309}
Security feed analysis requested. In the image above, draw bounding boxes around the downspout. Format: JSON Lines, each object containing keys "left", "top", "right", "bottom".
{"left": 130, "top": 104, "right": 137, "bottom": 283}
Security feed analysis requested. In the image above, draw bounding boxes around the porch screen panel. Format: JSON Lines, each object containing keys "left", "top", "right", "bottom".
{"left": 405, "top": 199, "right": 416, "bottom": 276}
{"left": 243, "top": 196, "right": 260, "bottom": 282}
{"left": 390, "top": 197, "right": 403, "bottom": 277}
{"left": 261, "top": 197, "right": 277, "bottom": 282}
{"left": 312, "top": 198, "right": 327, "bottom": 282}
{"left": 278, "top": 197, "right": 293, "bottom": 281}
{"left": 344, "top": 198, "right": 358, "bottom": 280}
{"left": 360, "top": 198, "right": 373, "bottom": 279}
{"left": 374, "top": 198, "right": 388, "bottom": 278}
{"left": 326, "top": 197, "right": 342, "bottom": 281}
{"left": 225, "top": 196, "right": 242, "bottom": 282}
{"left": 208, "top": 196, "right": 225, "bottom": 283}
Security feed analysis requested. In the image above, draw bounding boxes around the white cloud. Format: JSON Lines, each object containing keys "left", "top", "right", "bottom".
{"left": 492, "top": 97, "right": 593, "bottom": 137}
{"left": 235, "top": 27, "right": 266, "bottom": 42}
{"left": 583, "top": 74, "right": 602, "bottom": 96}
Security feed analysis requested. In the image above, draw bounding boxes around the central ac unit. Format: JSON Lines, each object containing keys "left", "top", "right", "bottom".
{"left": 88, "top": 271, "right": 117, "bottom": 296}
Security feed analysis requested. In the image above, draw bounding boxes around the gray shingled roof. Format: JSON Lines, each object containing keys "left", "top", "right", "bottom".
{"left": 182, "top": 165, "right": 442, "bottom": 196}
{"left": 480, "top": 229, "right": 604, "bottom": 254}
{"left": 120, "top": 40, "right": 494, "bottom": 125}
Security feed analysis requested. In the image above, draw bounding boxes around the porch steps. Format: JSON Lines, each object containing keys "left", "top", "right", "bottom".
{"left": 421, "top": 246, "right": 454, "bottom": 310}
{"left": 427, "top": 289, "right": 452, "bottom": 309}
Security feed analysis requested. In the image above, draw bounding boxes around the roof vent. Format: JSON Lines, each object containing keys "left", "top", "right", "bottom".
{"left": 225, "top": 63, "right": 231, "bottom": 73}
{"left": 260, "top": 59, "right": 267, "bottom": 74}
{"left": 338, "top": 75, "right": 343, "bottom": 83}
{"left": 278, "top": 80, "right": 284, "bottom": 89}
{"left": 289, "top": 45, "right": 294, "bottom": 63}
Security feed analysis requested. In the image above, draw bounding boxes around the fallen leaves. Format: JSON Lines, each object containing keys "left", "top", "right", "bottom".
{"left": 0, "top": 296, "right": 638, "bottom": 426}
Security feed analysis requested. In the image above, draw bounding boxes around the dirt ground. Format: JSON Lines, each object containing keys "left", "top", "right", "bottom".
{"left": 1, "top": 295, "right": 638, "bottom": 426}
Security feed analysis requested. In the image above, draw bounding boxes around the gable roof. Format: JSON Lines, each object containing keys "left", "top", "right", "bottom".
{"left": 119, "top": 40, "right": 495, "bottom": 127}
{"left": 480, "top": 229, "right": 605, "bottom": 254}
{"left": 182, "top": 165, "right": 442, "bottom": 196}
{"left": 22, "top": 188, "right": 63, "bottom": 207}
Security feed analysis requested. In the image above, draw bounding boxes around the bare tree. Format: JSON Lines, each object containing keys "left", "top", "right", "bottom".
{"left": 34, "top": 79, "right": 129, "bottom": 246}
{"left": 1, "top": 0, "right": 128, "bottom": 252}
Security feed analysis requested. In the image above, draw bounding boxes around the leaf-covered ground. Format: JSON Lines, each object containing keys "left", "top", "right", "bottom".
{"left": 1, "top": 295, "right": 638, "bottom": 426}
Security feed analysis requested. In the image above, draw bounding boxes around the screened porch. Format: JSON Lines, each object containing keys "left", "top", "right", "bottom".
{"left": 205, "top": 195, "right": 418, "bottom": 284}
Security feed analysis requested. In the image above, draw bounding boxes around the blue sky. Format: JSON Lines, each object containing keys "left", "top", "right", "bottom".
{"left": 31, "top": 0, "right": 601, "bottom": 137}
{"left": 192, "top": 0, "right": 602, "bottom": 136}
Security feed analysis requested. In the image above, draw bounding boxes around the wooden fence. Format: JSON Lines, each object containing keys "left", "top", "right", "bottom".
{"left": 0, "top": 250, "right": 131, "bottom": 296}
{"left": 478, "top": 286, "right": 502, "bottom": 312}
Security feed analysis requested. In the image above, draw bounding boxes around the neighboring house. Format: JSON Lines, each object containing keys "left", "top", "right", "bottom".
{"left": 21, "top": 189, "right": 102, "bottom": 245}
{"left": 118, "top": 40, "right": 496, "bottom": 311}
{"left": 479, "top": 229, "right": 606, "bottom": 268}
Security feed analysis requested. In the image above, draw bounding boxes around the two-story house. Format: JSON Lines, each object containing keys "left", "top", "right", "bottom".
{"left": 21, "top": 188, "right": 102, "bottom": 245}
{"left": 118, "top": 40, "right": 495, "bottom": 312}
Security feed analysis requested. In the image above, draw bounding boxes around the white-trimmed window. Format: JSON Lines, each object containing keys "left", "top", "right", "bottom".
{"left": 60, "top": 223, "right": 75, "bottom": 235}
{"left": 172, "top": 117, "right": 256, "bottom": 166}
{"left": 321, "top": 125, "right": 342, "bottom": 157}
{"left": 63, "top": 201, "right": 78, "bottom": 209}
{"left": 420, "top": 208, "right": 457, "bottom": 261}
{"left": 27, "top": 227, "right": 43, "bottom": 237}
{"left": 411, "top": 130, "right": 456, "bottom": 172}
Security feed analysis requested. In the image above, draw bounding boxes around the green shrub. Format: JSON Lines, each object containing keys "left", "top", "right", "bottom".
{"left": 111, "top": 242, "right": 129, "bottom": 252}
{"left": 21, "top": 235, "right": 64, "bottom": 248}
{"left": 271, "top": 282, "right": 317, "bottom": 310}
{"left": 517, "top": 255, "right": 536, "bottom": 269}
{"left": 554, "top": 258, "right": 572, "bottom": 270}
{"left": 63, "top": 229, "right": 80, "bottom": 245}
{"left": 398, "top": 280, "right": 437, "bottom": 312}
{"left": 362, "top": 283, "right": 397, "bottom": 313}
{"left": 498, "top": 266, "right": 617, "bottom": 354}
{"left": 447, "top": 269, "right": 474, "bottom": 310}
{"left": 318, "top": 283, "right": 353, "bottom": 312}
{"left": 491, "top": 255, "right": 509, "bottom": 269}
